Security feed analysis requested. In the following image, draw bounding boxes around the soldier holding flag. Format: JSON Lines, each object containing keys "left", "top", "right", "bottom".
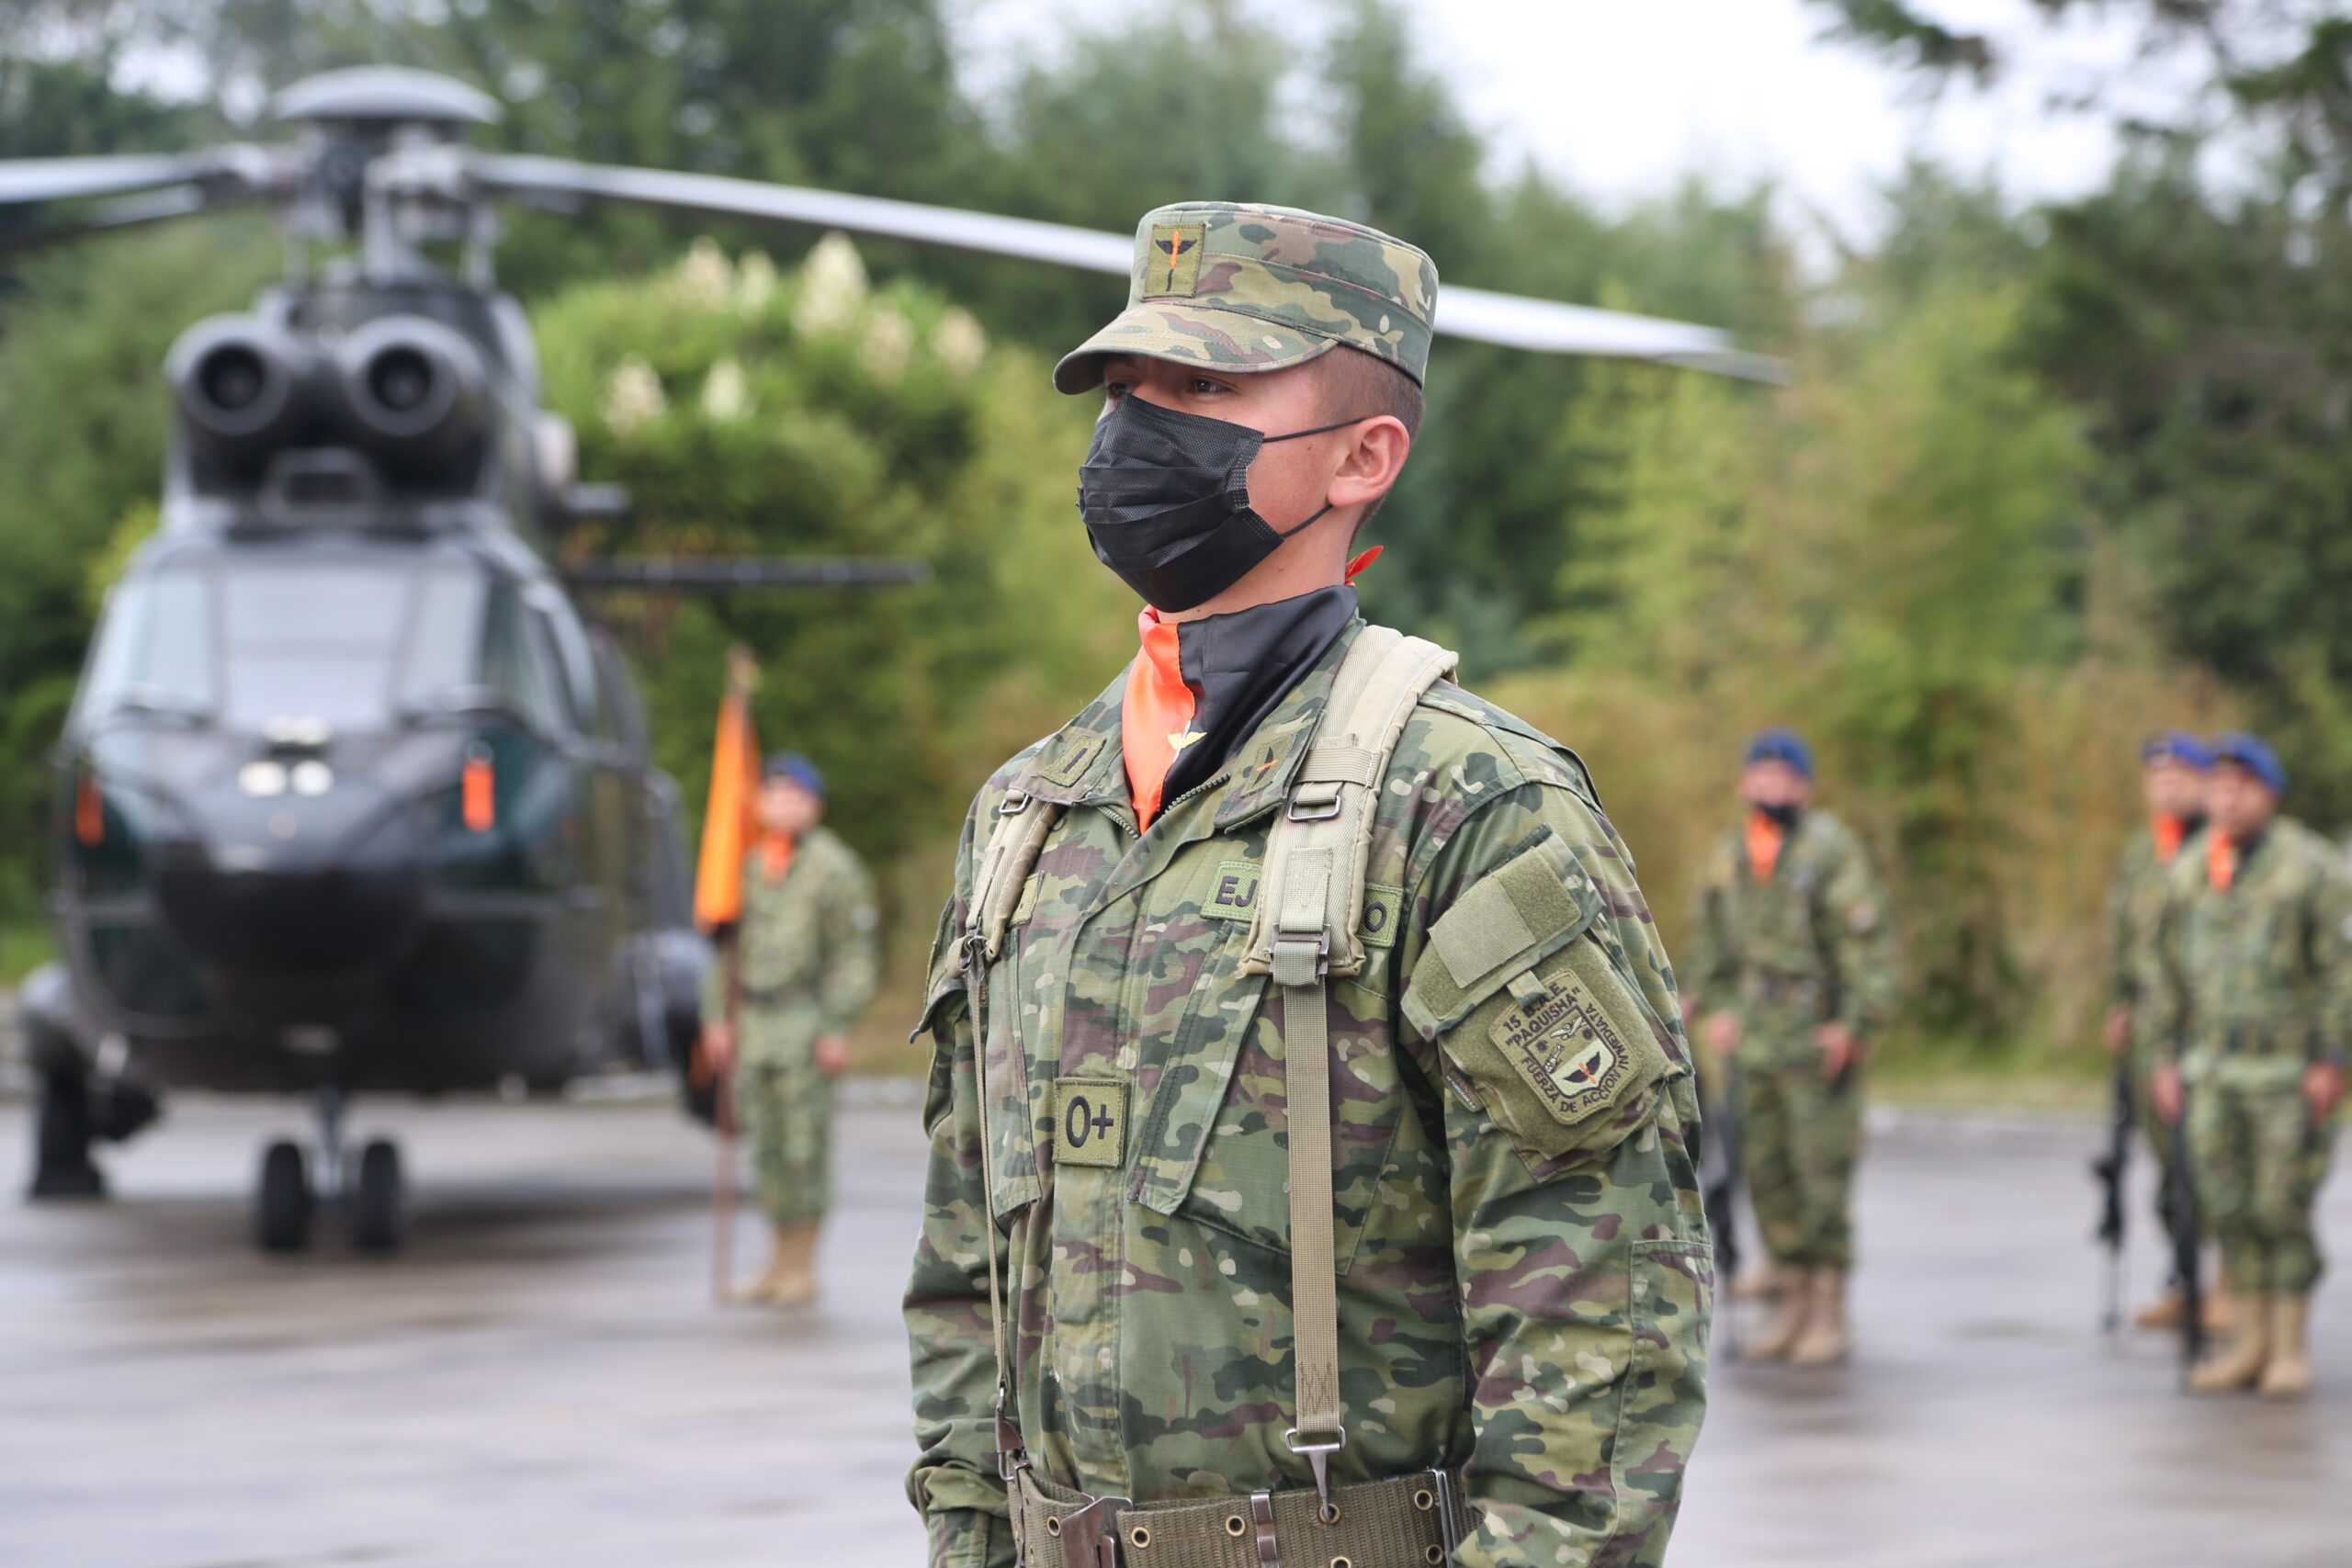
{"left": 695, "top": 653, "right": 880, "bottom": 1307}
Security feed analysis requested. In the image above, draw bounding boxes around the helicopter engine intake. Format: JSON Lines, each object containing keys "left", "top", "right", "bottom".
{"left": 166, "top": 316, "right": 322, "bottom": 474}
{"left": 334, "top": 315, "right": 490, "bottom": 479}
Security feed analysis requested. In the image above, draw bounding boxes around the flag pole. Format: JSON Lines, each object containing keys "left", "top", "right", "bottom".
{"left": 699, "top": 645, "right": 761, "bottom": 1306}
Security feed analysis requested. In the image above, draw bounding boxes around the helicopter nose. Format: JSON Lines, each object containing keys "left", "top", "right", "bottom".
{"left": 154, "top": 791, "right": 427, "bottom": 976}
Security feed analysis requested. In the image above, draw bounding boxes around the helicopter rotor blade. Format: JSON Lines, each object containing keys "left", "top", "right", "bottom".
{"left": 469, "top": 154, "right": 1781, "bottom": 378}
{"left": 472, "top": 154, "right": 1132, "bottom": 275}
{"left": 0, "top": 152, "right": 222, "bottom": 209}
{"left": 0, "top": 183, "right": 249, "bottom": 257}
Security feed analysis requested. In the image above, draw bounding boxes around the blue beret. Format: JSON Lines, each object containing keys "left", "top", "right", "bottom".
{"left": 763, "top": 751, "right": 826, "bottom": 798}
{"left": 1742, "top": 728, "right": 1815, "bottom": 781}
{"left": 2211, "top": 732, "right": 2285, "bottom": 796}
{"left": 2141, "top": 729, "right": 2214, "bottom": 770}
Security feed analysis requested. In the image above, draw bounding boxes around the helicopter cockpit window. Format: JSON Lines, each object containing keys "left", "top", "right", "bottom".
{"left": 218, "top": 568, "right": 410, "bottom": 731}
{"left": 479, "top": 580, "right": 573, "bottom": 736}
{"left": 524, "top": 584, "right": 604, "bottom": 739}
{"left": 397, "top": 572, "right": 489, "bottom": 711}
{"left": 76, "top": 572, "right": 218, "bottom": 728}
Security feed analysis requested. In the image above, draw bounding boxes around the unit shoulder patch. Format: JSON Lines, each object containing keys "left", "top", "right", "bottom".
{"left": 1489, "top": 968, "right": 1631, "bottom": 1120}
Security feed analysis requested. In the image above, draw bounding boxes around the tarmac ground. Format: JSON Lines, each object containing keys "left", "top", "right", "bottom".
{"left": 1, "top": 1089, "right": 2346, "bottom": 1567}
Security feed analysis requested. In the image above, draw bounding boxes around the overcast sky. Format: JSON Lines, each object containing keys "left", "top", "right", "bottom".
{"left": 957, "top": 0, "right": 2179, "bottom": 245}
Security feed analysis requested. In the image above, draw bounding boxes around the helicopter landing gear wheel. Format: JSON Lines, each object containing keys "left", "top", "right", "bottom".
{"left": 255, "top": 1139, "right": 312, "bottom": 1253}
{"left": 350, "top": 1139, "right": 405, "bottom": 1253}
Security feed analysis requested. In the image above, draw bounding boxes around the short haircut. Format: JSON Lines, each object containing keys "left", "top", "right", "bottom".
{"left": 1317, "top": 343, "right": 1425, "bottom": 437}
{"left": 1314, "top": 344, "right": 1422, "bottom": 535}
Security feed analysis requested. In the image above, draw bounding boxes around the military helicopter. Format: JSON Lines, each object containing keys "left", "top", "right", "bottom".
{"left": 0, "top": 67, "right": 1774, "bottom": 1254}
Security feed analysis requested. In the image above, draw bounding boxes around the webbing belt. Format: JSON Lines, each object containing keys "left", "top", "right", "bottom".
{"left": 1013, "top": 1465, "right": 1464, "bottom": 1568}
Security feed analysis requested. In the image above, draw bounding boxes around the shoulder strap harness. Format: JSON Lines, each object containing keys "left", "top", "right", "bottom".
{"left": 956, "top": 625, "right": 1458, "bottom": 1544}
{"left": 1242, "top": 626, "right": 1457, "bottom": 1509}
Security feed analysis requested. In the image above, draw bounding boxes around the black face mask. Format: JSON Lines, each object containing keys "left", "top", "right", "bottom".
{"left": 1751, "top": 800, "right": 1803, "bottom": 829}
{"left": 1076, "top": 394, "right": 1361, "bottom": 613}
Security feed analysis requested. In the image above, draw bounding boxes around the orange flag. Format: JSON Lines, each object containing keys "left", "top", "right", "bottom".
{"left": 693, "top": 648, "right": 762, "bottom": 931}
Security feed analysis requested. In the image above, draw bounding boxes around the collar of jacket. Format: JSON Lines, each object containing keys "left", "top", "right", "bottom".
{"left": 1012, "top": 619, "right": 1362, "bottom": 832}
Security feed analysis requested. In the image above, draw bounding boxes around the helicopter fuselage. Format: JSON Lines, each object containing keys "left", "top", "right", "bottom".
{"left": 52, "top": 525, "right": 673, "bottom": 1099}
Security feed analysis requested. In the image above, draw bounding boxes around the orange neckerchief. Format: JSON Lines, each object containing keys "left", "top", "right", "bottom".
{"left": 1122, "top": 606, "right": 1202, "bottom": 828}
{"left": 1745, "top": 808, "right": 1787, "bottom": 882}
{"left": 758, "top": 830, "right": 797, "bottom": 885}
{"left": 2152, "top": 813, "right": 2189, "bottom": 865}
{"left": 2207, "top": 830, "right": 2236, "bottom": 893}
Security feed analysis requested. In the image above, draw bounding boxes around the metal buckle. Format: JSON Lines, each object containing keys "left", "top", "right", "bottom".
{"left": 1057, "top": 1492, "right": 1135, "bottom": 1568}
{"left": 1250, "top": 1490, "right": 1280, "bottom": 1565}
{"left": 1267, "top": 926, "right": 1332, "bottom": 987}
{"left": 1428, "top": 1470, "right": 1464, "bottom": 1552}
{"left": 998, "top": 790, "right": 1032, "bottom": 817}
{"left": 1287, "top": 784, "right": 1342, "bottom": 822}
{"left": 992, "top": 1390, "right": 1030, "bottom": 1483}
{"left": 1283, "top": 1425, "right": 1348, "bottom": 1512}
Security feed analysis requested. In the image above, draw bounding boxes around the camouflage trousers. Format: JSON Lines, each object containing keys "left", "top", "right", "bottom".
{"left": 2186, "top": 1065, "right": 2337, "bottom": 1296}
{"left": 2130, "top": 1040, "right": 2183, "bottom": 1232}
{"left": 732, "top": 1004, "right": 832, "bottom": 1230}
{"left": 1737, "top": 1046, "right": 1863, "bottom": 1271}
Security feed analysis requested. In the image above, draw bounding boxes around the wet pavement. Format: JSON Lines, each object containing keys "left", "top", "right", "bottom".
{"left": 1, "top": 1090, "right": 2346, "bottom": 1567}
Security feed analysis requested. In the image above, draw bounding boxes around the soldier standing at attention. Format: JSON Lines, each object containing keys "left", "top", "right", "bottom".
{"left": 2104, "top": 730, "right": 2213, "bottom": 1331}
{"left": 703, "top": 752, "right": 879, "bottom": 1307}
{"left": 1686, "top": 729, "right": 1895, "bottom": 1366}
{"left": 2152, "top": 733, "right": 2349, "bottom": 1397}
{"left": 903, "top": 203, "right": 1708, "bottom": 1568}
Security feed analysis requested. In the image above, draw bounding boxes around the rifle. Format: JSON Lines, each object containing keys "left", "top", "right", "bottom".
{"left": 1700, "top": 1056, "right": 1745, "bottom": 1350}
{"left": 2162, "top": 1078, "right": 2204, "bottom": 1385}
{"left": 2090, "top": 1053, "right": 2132, "bottom": 1333}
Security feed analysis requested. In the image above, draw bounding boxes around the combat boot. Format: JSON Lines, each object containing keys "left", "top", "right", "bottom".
{"left": 739, "top": 1225, "right": 796, "bottom": 1303}
{"left": 2203, "top": 1279, "right": 2236, "bottom": 1337}
{"left": 2188, "top": 1295, "right": 2272, "bottom": 1393}
{"left": 761, "top": 1222, "right": 820, "bottom": 1307}
{"left": 2130, "top": 1286, "right": 2183, "bottom": 1331}
{"left": 1788, "top": 1269, "right": 1850, "bottom": 1366}
{"left": 1730, "top": 1259, "right": 1791, "bottom": 1301}
{"left": 1747, "top": 1267, "right": 1814, "bottom": 1359}
{"left": 2257, "top": 1294, "right": 2314, "bottom": 1400}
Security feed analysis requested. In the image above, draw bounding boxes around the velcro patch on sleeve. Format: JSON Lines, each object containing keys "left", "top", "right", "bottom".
{"left": 1441, "top": 936, "right": 1677, "bottom": 1165}
{"left": 1051, "top": 1078, "right": 1127, "bottom": 1168}
{"left": 1404, "top": 828, "right": 1604, "bottom": 1039}
{"left": 1490, "top": 968, "right": 1634, "bottom": 1121}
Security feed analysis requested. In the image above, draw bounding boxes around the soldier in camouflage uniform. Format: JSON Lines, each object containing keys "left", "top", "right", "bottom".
{"left": 2150, "top": 732, "right": 2349, "bottom": 1397}
{"left": 2102, "top": 730, "right": 2212, "bottom": 1331}
{"left": 903, "top": 203, "right": 1709, "bottom": 1568}
{"left": 1685, "top": 729, "right": 1895, "bottom": 1366}
{"left": 703, "top": 752, "right": 879, "bottom": 1307}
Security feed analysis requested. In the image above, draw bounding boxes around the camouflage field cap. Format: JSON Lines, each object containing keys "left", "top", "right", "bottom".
{"left": 1052, "top": 201, "right": 1440, "bottom": 394}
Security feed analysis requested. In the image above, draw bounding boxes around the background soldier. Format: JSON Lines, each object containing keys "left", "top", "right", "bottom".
{"left": 1687, "top": 728, "right": 1896, "bottom": 1366}
{"left": 903, "top": 202, "right": 1709, "bottom": 1568}
{"left": 2104, "top": 730, "right": 2213, "bottom": 1331}
{"left": 702, "top": 752, "right": 879, "bottom": 1307}
{"left": 2151, "top": 732, "right": 2349, "bottom": 1397}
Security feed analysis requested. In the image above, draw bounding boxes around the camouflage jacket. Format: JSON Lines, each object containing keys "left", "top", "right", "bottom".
{"left": 2151, "top": 818, "right": 2352, "bottom": 1073}
{"left": 2107, "top": 824, "right": 2191, "bottom": 1035}
{"left": 904, "top": 623, "right": 1709, "bottom": 1568}
{"left": 1682, "top": 808, "right": 1896, "bottom": 1055}
{"left": 699, "top": 825, "right": 880, "bottom": 1037}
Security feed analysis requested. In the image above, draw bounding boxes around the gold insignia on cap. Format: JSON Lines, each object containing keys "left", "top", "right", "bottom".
{"left": 1146, "top": 221, "right": 1206, "bottom": 298}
